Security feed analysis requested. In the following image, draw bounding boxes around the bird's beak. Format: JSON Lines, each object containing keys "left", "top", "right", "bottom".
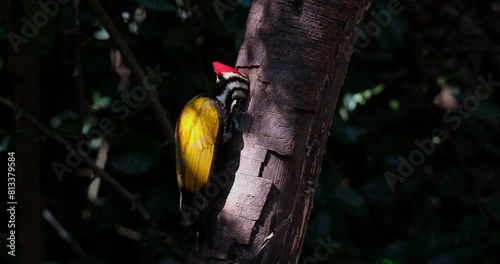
{"left": 232, "top": 89, "right": 248, "bottom": 100}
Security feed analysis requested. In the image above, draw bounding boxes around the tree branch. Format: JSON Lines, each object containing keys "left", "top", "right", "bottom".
{"left": 43, "top": 208, "right": 86, "bottom": 257}
{"left": 87, "top": 0, "right": 175, "bottom": 144}
{"left": 0, "top": 96, "right": 153, "bottom": 224}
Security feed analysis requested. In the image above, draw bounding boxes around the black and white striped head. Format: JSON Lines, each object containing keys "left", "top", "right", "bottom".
{"left": 212, "top": 61, "right": 250, "bottom": 109}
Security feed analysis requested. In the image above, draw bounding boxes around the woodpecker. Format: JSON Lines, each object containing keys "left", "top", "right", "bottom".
{"left": 175, "top": 61, "right": 249, "bottom": 211}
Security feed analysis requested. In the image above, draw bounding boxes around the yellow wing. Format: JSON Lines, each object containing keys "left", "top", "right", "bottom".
{"left": 175, "top": 96, "right": 221, "bottom": 193}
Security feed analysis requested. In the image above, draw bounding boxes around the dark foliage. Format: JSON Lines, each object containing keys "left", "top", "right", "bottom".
{"left": 0, "top": 0, "right": 499, "bottom": 263}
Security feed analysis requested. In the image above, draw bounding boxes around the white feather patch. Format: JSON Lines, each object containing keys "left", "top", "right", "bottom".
{"left": 222, "top": 72, "right": 244, "bottom": 80}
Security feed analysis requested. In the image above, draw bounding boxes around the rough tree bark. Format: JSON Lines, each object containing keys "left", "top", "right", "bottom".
{"left": 191, "top": 0, "right": 371, "bottom": 263}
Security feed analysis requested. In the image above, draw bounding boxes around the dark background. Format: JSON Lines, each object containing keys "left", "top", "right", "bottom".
{"left": 1, "top": 0, "right": 500, "bottom": 263}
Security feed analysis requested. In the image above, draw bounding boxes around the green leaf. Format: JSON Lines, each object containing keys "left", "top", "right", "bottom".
{"left": 359, "top": 176, "right": 395, "bottom": 205}
{"left": 425, "top": 243, "right": 486, "bottom": 264}
{"left": 93, "top": 27, "right": 109, "bottom": 40}
{"left": 388, "top": 99, "right": 400, "bottom": 110}
{"left": 50, "top": 123, "right": 81, "bottom": 139}
{"left": 469, "top": 101, "right": 500, "bottom": 119}
{"left": 330, "top": 187, "right": 368, "bottom": 217}
{"left": 0, "top": 24, "right": 7, "bottom": 41}
{"left": 108, "top": 131, "right": 161, "bottom": 176}
{"left": 331, "top": 117, "right": 360, "bottom": 144}
{"left": 82, "top": 115, "right": 98, "bottom": 135}
{"left": 382, "top": 240, "right": 408, "bottom": 263}
{"left": 50, "top": 110, "right": 78, "bottom": 128}
{"left": 91, "top": 90, "right": 111, "bottom": 109}
{"left": 0, "top": 129, "right": 34, "bottom": 152}
{"left": 0, "top": 136, "right": 11, "bottom": 152}
{"left": 371, "top": 0, "right": 409, "bottom": 60}
{"left": 109, "top": 152, "right": 159, "bottom": 176}
{"left": 376, "top": 258, "right": 396, "bottom": 264}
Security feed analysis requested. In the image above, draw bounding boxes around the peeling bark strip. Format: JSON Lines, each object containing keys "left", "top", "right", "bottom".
{"left": 191, "top": 0, "right": 371, "bottom": 263}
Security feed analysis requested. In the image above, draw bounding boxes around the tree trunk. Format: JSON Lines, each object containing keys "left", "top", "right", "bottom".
{"left": 8, "top": 35, "right": 45, "bottom": 264}
{"left": 191, "top": 0, "right": 371, "bottom": 263}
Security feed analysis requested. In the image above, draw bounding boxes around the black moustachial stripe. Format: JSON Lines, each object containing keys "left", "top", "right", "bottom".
{"left": 218, "top": 76, "right": 250, "bottom": 88}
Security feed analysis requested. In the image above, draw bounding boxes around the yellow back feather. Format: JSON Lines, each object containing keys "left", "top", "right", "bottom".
{"left": 175, "top": 96, "right": 221, "bottom": 193}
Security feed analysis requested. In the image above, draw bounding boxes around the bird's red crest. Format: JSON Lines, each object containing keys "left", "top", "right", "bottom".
{"left": 213, "top": 61, "right": 242, "bottom": 75}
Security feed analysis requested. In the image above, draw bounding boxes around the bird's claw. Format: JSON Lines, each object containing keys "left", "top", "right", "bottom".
{"left": 223, "top": 131, "right": 232, "bottom": 144}
{"left": 232, "top": 116, "right": 240, "bottom": 132}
